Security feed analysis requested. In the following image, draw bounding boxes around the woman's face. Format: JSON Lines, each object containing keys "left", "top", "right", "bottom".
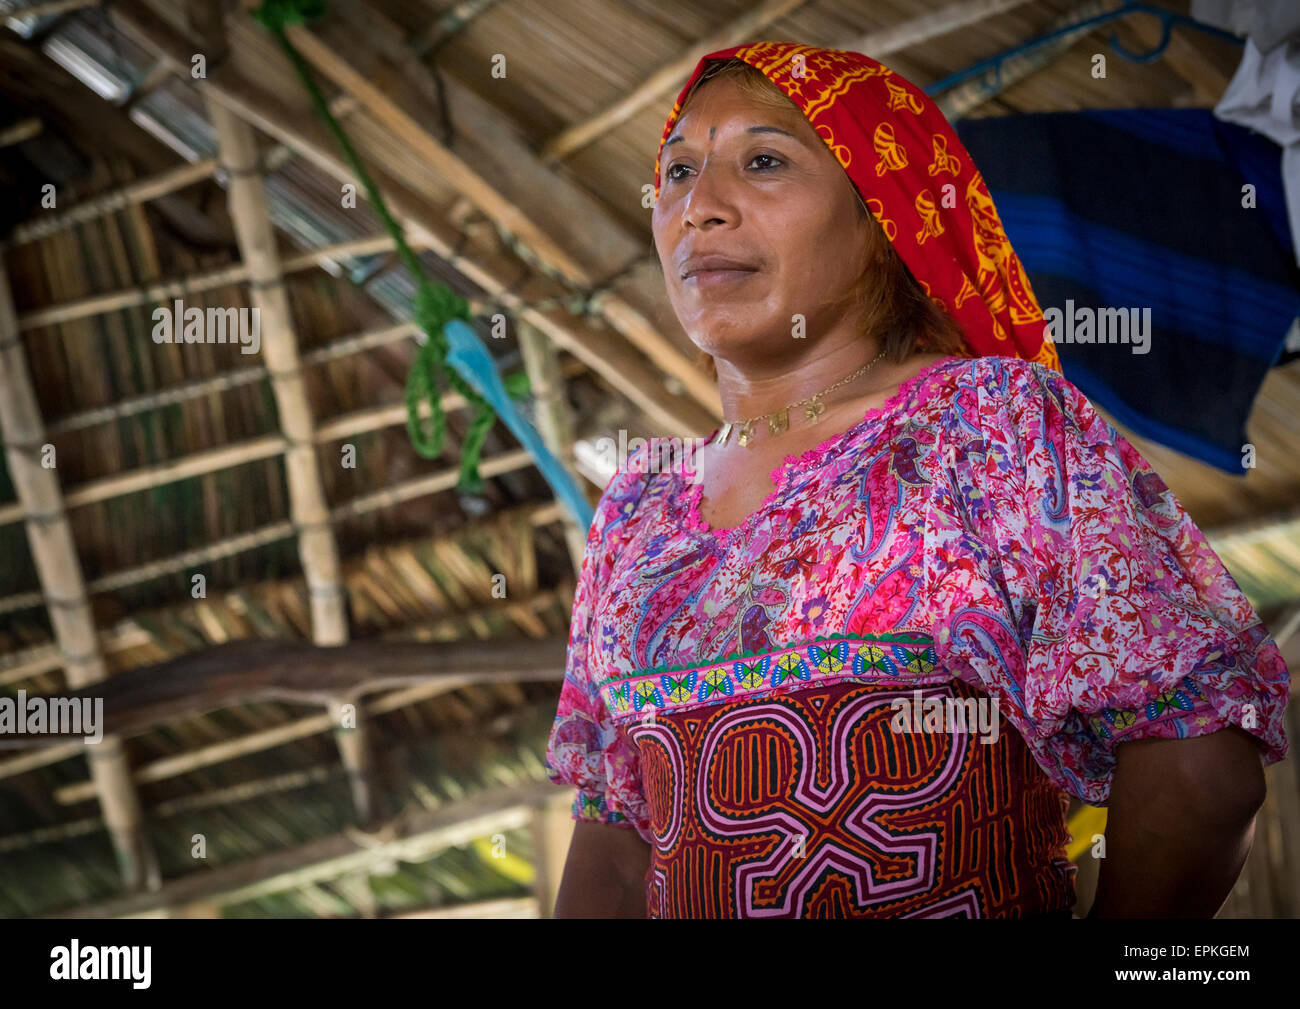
{"left": 652, "top": 75, "right": 871, "bottom": 364}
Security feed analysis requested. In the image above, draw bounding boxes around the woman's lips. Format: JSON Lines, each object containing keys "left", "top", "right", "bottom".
{"left": 684, "top": 268, "right": 758, "bottom": 287}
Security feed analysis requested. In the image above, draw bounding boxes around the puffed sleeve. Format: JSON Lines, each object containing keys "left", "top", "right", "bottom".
{"left": 543, "top": 466, "right": 653, "bottom": 838}
{"left": 928, "top": 357, "right": 1291, "bottom": 805}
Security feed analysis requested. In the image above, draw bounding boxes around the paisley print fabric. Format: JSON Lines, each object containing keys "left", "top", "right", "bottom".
{"left": 544, "top": 355, "right": 1291, "bottom": 917}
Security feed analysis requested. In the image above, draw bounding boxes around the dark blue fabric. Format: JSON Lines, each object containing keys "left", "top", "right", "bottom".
{"left": 955, "top": 108, "right": 1300, "bottom": 474}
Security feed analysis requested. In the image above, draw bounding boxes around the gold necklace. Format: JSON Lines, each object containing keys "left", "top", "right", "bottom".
{"left": 716, "top": 348, "right": 888, "bottom": 448}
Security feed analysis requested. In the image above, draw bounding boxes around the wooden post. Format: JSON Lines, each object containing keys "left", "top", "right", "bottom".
{"left": 0, "top": 265, "right": 160, "bottom": 892}
{"left": 206, "top": 96, "right": 383, "bottom": 826}
{"left": 517, "top": 321, "right": 588, "bottom": 574}
{"left": 529, "top": 792, "right": 576, "bottom": 919}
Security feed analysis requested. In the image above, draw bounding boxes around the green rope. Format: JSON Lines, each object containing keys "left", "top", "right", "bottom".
{"left": 254, "top": 0, "right": 499, "bottom": 496}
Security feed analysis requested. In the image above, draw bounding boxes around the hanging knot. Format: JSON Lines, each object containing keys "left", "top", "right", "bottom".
{"left": 414, "top": 283, "right": 470, "bottom": 341}
{"left": 252, "top": 0, "right": 327, "bottom": 33}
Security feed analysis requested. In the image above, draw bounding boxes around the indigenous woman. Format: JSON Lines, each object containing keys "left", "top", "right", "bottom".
{"left": 545, "top": 42, "right": 1291, "bottom": 918}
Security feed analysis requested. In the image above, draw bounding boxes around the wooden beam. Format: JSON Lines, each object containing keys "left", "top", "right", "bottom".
{"left": 936, "top": 0, "right": 1113, "bottom": 121}
{"left": 55, "top": 778, "right": 561, "bottom": 918}
{"left": 106, "top": 0, "right": 713, "bottom": 437}
{"left": 16, "top": 232, "right": 423, "bottom": 330}
{"left": 538, "top": 0, "right": 1036, "bottom": 164}
{"left": 3, "top": 0, "right": 101, "bottom": 20}
{"left": 37, "top": 586, "right": 570, "bottom": 800}
{"left": 0, "top": 623, "right": 568, "bottom": 748}
{"left": 517, "top": 321, "right": 588, "bottom": 575}
{"left": 0, "top": 117, "right": 42, "bottom": 149}
{"left": 4, "top": 93, "right": 355, "bottom": 250}
{"left": 0, "top": 499, "right": 568, "bottom": 694}
{"left": 538, "top": 0, "right": 807, "bottom": 164}
{"left": 0, "top": 448, "right": 546, "bottom": 618}
{"left": 0, "top": 264, "right": 160, "bottom": 893}
{"left": 4, "top": 159, "right": 217, "bottom": 248}
{"left": 845, "top": 0, "right": 1039, "bottom": 55}
{"left": 284, "top": 21, "right": 588, "bottom": 289}
{"left": 334, "top": 0, "right": 720, "bottom": 416}
{"left": 285, "top": 9, "right": 720, "bottom": 417}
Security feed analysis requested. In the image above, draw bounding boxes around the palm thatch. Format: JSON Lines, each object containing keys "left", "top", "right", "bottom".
{"left": 0, "top": 0, "right": 1296, "bottom": 919}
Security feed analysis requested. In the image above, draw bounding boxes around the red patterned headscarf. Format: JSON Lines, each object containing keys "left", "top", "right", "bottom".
{"left": 654, "top": 41, "right": 1061, "bottom": 372}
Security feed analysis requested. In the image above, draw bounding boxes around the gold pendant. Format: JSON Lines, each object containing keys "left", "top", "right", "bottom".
{"left": 804, "top": 397, "right": 825, "bottom": 422}
{"left": 737, "top": 421, "right": 754, "bottom": 447}
{"left": 768, "top": 409, "right": 789, "bottom": 435}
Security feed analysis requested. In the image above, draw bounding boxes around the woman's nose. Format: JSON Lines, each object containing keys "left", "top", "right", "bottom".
{"left": 681, "top": 165, "right": 736, "bottom": 230}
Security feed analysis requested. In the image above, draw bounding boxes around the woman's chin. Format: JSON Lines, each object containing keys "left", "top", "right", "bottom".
{"left": 680, "top": 307, "right": 779, "bottom": 343}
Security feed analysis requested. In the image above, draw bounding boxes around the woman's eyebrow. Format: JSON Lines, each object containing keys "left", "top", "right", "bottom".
{"left": 662, "top": 124, "right": 799, "bottom": 152}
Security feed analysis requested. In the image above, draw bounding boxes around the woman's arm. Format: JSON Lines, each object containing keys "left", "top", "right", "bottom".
{"left": 1088, "top": 726, "right": 1267, "bottom": 918}
{"left": 553, "top": 819, "right": 652, "bottom": 917}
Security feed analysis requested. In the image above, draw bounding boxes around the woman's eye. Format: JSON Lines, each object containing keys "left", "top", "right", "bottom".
{"left": 665, "top": 155, "right": 780, "bottom": 182}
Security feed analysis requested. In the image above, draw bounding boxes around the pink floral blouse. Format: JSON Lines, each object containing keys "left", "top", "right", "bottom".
{"left": 544, "top": 354, "right": 1291, "bottom": 918}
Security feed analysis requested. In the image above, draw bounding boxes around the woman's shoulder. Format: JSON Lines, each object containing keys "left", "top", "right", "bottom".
{"left": 924, "top": 353, "right": 1086, "bottom": 424}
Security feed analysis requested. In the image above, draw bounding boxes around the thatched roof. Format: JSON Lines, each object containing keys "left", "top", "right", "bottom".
{"left": 0, "top": 0, "right": 1296, "bottom": 918}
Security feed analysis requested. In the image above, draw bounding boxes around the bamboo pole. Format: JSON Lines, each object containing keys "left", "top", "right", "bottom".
{"left": 0, "top": 499, "right": 566, "bottom": 689}
{"left": 106, "top": 0, "right": 714, "bottom": 436}
{"left": 0, "top": 453, "right": 555, "bottom": 617}
{"left": 517, "top": 320, "right": 588, "bottom": 575}
{"left": 58, "top": 779, "right": 559, "bottom": 918}
{"left": 5, "top": 93, "right": 358, "bottom": 250}
{"left": 0, "top": 345, "right": 585, "bottom": 531}
{"left": 283, "top": 22, "right": 590, "bottom": 288}
{"left": 0, "top": 265, "right": 159, "bottom": 892}
{"left": 208, "top": 98, "right": 347, "bottom": 649}
{"left": 16, "top": 232, "right": 422, "bottom": 331}
{"left": 5, "top": 159, "right": 216, "bottom": 248}
{"left": 326, "top": 2, "right": 720, "bottom": 417}
{"left": 281, "top": 18, "right": 718, "bottom": 417}
{"left": 539, "top": 0, "right": 807, "bottom": 164}
{"left": 936, "top": 0, "right": 1113, "bottom": 121}
{"left": 845, "top": 0, "right": 1038, "bottom": 55}
{"left": 4, "top": 0, "right": 101, "bottom": 20}
{"left": 208, "top": 94, "right": 378, "bottom": 822}
{"left": 0, "top": 117, "right": 42, "bottom": 149}
{"left": 540, "top": 0, "right": 1037, "bottom": 166}
{"left": 44, "top": 590, "right": 569, "bottom": 800}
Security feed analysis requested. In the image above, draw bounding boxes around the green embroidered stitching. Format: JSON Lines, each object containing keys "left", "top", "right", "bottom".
{"left": 594, "top": 630, "right": 935, "bottom": 686}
